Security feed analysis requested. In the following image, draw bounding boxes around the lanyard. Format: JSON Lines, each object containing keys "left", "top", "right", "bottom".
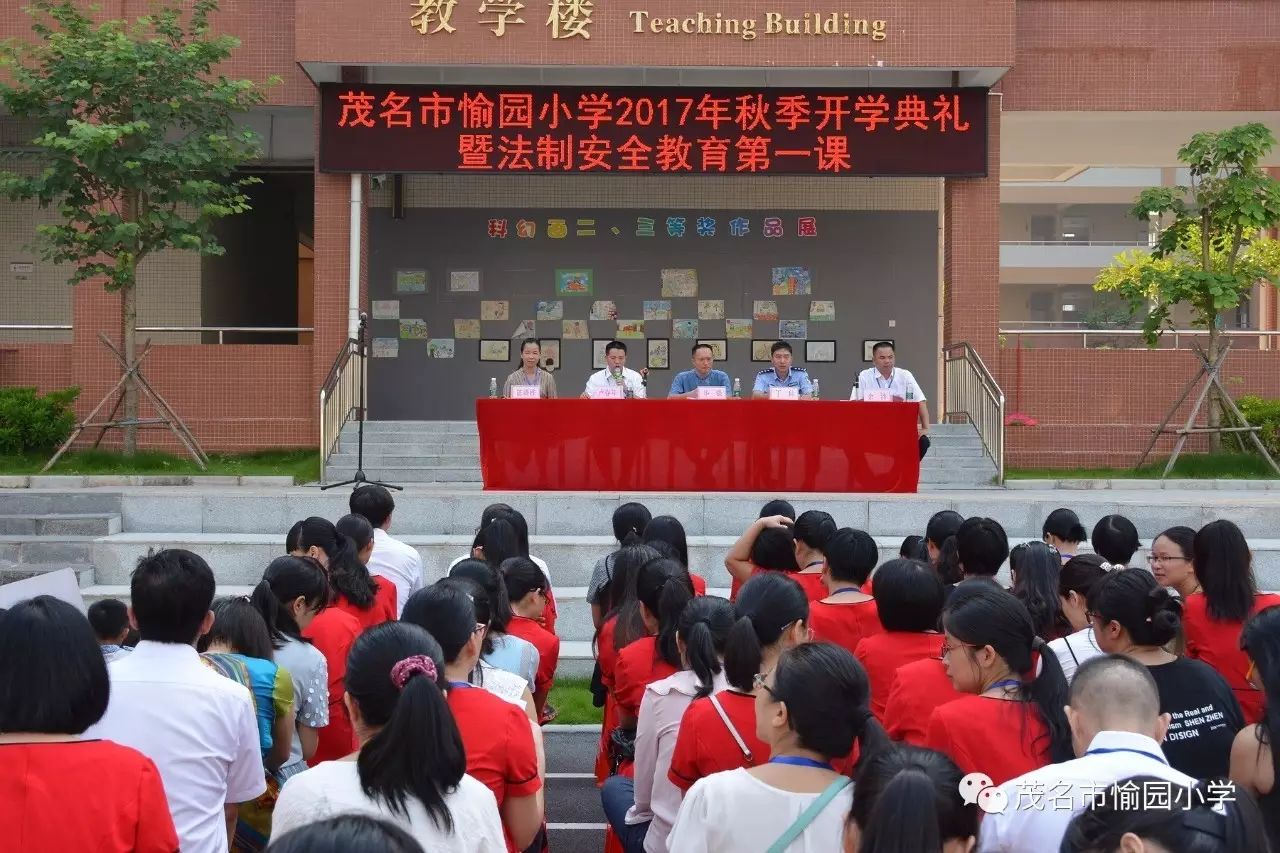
{"left": 804, "top": 560, "right": 825, "bottom": 570}
{"left": 987, "top": 678, "right": 1022, "bottom": 692}
{"left": 874, "top": 370, "right": 895, "bottom": 389}
{"left": 447, "top": 681, "right": 473, "bottom": 689}
{"left": 831, "top": 587, "right": 862, "bottom": 596}
{"left": 769, "top": 755, "right": 834, "bottom": 770}
{"left": 1084, "top": 746, "right": 1168, "bottom": 766}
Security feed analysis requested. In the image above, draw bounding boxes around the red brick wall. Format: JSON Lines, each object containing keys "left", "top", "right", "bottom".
{"left": 0, "top": 344, "right": 72, "bottom": 392}
{"left": 944, "top": 96, "right": 1001, "bottom": 355}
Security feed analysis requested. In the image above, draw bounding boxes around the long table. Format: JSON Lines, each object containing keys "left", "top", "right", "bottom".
{"left": 476, "top": 399, "right": 921, "bottom": 492}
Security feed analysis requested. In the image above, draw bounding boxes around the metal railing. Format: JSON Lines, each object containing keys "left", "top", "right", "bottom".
{"left": 998, "top": 240, "right": 1150, "bottom": 247}
{"left": 136, "top": 326, "right": 313, "bottom": 344}
{"left": 999, "top": 328, "right": 1280, "bottom": 350}
{"left": 319, "top": 337, "right": 362, "bottom": 484}
{"left": 943, "top": 342, "right": 1006, "bottom": 484}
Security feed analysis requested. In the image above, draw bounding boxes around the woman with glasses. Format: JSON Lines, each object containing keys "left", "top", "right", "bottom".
{"left": 1183, "top": 520, "right": 1280, "bottom": 724}
{"left": 1089, "top": 567, "right": 1244, "bottom": 778}
{"left": 501, "top": 557, "right": 561, "bottom": 723}
{"left": 1148, "top": 525, "right": 1199, "bottom": 598}
{"left": 1047, "top": 554, "right": 1111, "bottom": 682}
{"left": 924, "top": 583, "right": 1073, "bottom": 786}
{"left": 1231, "top": 604, "right": 1280, "bottom": 849}
{"left": 401, "top": 582, "right": 544, "bottom": 852}
{"left": 668, "top": 643, "right": 888, "bottom": 853}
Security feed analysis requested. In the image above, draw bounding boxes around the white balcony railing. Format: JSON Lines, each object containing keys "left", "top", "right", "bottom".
{"left": 999, "top": 241, "right": 1150, "bottom": 268}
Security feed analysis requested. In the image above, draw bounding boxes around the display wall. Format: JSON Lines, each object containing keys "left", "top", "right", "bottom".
{"left": 367, "top": 207, "right": 937, "bottom": 419}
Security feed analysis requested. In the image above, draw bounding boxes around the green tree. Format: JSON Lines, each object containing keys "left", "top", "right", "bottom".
{"left": 1094, "top": 123, "right": 1280, "bottom": 450}
{"left": 0, "top": 0, "right": 272, "bottom": 454}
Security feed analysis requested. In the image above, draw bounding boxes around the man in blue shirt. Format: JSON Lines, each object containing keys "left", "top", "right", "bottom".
{"left": 752, "top": 341, "right": 813, "bottom": 398}
{"left": 669, "top": 343, "right": 732, "bottom": 397}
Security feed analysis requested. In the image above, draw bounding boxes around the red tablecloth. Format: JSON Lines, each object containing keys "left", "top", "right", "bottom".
{"left": 476, "top": 399, "right": 920, "bottom": 492}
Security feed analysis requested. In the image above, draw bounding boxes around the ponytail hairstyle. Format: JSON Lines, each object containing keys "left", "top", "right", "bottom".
{"left": 751, "top": 526, "right": 800, "bottom": 572}
{"left": 677, "top": 596, "right": 735, "bottom": 698}
{"left": 501, "top": 508, "right": 533, "bottom": 558}
{"left": 449, "top": 558, "right": 512, "bottom": 634}
{"left": 942, "top": 585, "right": 1073, "bottom": 763}
{"left": 793, "top": 510, "right": 838, "bottom": 553}
{"left": 598, "top": 544, "right": 661, "bottom": 653}
{"left": 1194, "top": 519, "right": 1258, "bottom": 622}
{"left": 285, "top": 520, "right": 305, "bottom": 554}
{"left": 1061, "top": 776, "right": 1272, "bottom": 853}
{"left": 643, "top": 515, "right": 689, "bottom": 568}
{"left": 253, "top": 556, "right": 330, "bottom": 648}
{"left": 346, "top": 622, "right": 466, "bottom": 830}
{"left": 1088, "top": 568, "right": 1183, "bottom": 648}
{"left": 1091, "top": 514, "right": 1140, "bottom": 566}
{"left": 467, "top": 502, "right": 513, "bottom": 554}
{"left": 724, "top": 572, "right": 809, "bottom": 693}
{"left": 850, "top": 745, "right": 978, "bottom": 853}
{"left": 1009, "top": 541, "right": 1070, "bottom": 640}
{"left": 331, "top": 514, "right": 380, "bottom": 609}
{"left": 925, "top": 510, "right": 964, "bottom": 585}
{"left": 770, "top": 642, "right": 890, "bottom": 763}
{"left": 634, "top": 558, "right": 694, "bottom": 669}
{"left": 199, "top": 596, "right": 275, "bottom": 660}
{"left": 1241, "top": 604, "right": 1280, "bottom": 798}
{"left": 442, "top": 575, "right": 496, "bottom": 657}
{"left": 825, "top": 528, "right": 879, "bottom": 586}
{"left": 612, "top": 501, "right": 652, "bottom": 543}
{"left": 1042, "top": 508, "right": 1087, "bottom": 547}
{"left": 500, "top": 556, "right": 547, "bottom": 603}
{"left": 298, "top": 516, "right": 356, "bottom": 577}
{"left": 478, "top": 517, "right": 521, "bottom": 569}
{"left": 400, "top": 581, "right": 479, "bottom": 665}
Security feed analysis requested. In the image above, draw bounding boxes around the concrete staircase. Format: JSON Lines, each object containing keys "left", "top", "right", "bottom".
{"left": 325, "top": 420, "right": 999, "bottom": 488}
{"left": 0, "top": 492, "right": 123, "bottom": 591}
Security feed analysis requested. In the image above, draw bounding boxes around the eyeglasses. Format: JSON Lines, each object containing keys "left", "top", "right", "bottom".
{"left": 1146, "top": 555, "right": 1188, "bottom": 565}
{"left": 752, "top": 670, "right": 779, "bottom": 699}
{"left": 939, "top": 639, "right": 973, "bottom": 658}
{"left": 472, "top": 623, "right": 487, "bottom": 635}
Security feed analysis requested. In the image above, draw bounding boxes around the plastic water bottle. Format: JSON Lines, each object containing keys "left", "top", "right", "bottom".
{"left": 732, "top": 378, "right": 741, "bottom": 398}
{"left": 488, "top": 377, "right": 498, "bottom": 398}
{"left": 812, "top": 378, "right": 821, "bottom": 400}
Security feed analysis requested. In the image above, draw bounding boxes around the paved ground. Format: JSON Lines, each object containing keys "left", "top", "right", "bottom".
{"left": 544, "top": 728, "right": 606, "bottom": 852}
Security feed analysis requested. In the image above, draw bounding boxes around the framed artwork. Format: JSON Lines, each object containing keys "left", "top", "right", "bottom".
{"left": 779, "top": 319, "right": 808, "bottom": 340}
{"left": 660, "top": 268, "right": 698, "bottom": 297}
{"left": 592, "top": 339, "right": 611, "bottom": 370}
{"left": 427, "top": 338, "right": 455, "bottom": 359}
{"left": 479, "top": 339, "right": 510, "bottom": 362}
{"left": 771, "top": 266, "right": 812, "bottom": 295}
{"left": 555, "top": 268, "right": 593, "bottom": 295}
{"left": 863, "top": 338, "right": 894, "bottom": 362}
{"left": 448, "top": 270, "right": 480, "bottom": 292}
{"left": 395, "top": 269, "right": 428, "bottom": 293}
{"left": 535, "top": 300, "right": 564, "bottom": 321}
{"left": 697, "top": 339, "right": 728, "bottom": 362}
{"left": 807, "top": 340, "right": 837, "bottom": 363}
{"left": 536, "top": 338, "right": 561, "bottom": 371}
{"left": 751, "top": 340, "right": 775, "bottom": 362}
{"left": 647, "top": 338, "right": 670, "bottom": 370}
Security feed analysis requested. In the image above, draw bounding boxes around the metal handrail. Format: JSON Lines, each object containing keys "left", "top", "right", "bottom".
{"left": 136, "top": 326, "right": 313, "bottom": 344}
{"left": 999, "top": 240, "right": 1150, "bottom": 246}
{"left": 0, "top": 324, "right": 73, "bottom": 330}
{"left": 942, "top": 342, "right": 1006, "bottom": 484}
{"left": 1000, "top": 328, "right": 1279, "bottom": 349}
{"left": 319, "top": 338, "right": 362, "bottom": 484}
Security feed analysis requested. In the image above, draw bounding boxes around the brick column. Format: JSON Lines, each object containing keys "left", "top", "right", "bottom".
{"left": 70, "top": 280, "right": 128, "bottom": 448}
{"left": 943, "top": 93, "right": 1002, "bottom": 360}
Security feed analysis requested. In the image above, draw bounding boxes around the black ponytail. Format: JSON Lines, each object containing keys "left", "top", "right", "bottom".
{"left": 255, "top": 556, "right": 329, "bottom": 647}
{"left": 500, "top": 556, "right": 547, "bottom": 602}
{"left": 678, "top": 596, "right": 735, "bottom": 698}
{"left": 450, "top": 558, "right": 512, "bottom": 634}
{"left": 400, "top": 581, "right": 478, "bottom": 664}
{"left": 851, "top": 745, "right": 977, "bottom": 853}
{"left": 772, "top": 642, "right": 890, "bottom": 763}
{"left": 926, "top": 511, "right": 965, "bottom": 585}
{"left": 332, "top": 514, "right": 379, "bottom": 609}
{"left": 1089, "top": 568, "right": 1183, "bottom": 647}
{"left": 635, "top": 558, "right": 694, "bottom": 669}
{"left": 724, "top": 573, "right": 809, "bottom": 692}
{"left": 347, "top": 622, "right": 466, "bottom": 831}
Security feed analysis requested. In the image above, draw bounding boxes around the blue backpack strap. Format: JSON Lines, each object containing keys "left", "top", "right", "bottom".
{"left": 764, "top": 776, "right": 852, "bottom": 853}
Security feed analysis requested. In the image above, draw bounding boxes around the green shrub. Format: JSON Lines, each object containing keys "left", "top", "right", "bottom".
{"left": 0, "top": 386, "right": 80, "bottom": 455}
{"left": 1238, "top": 395, "right": 1280, "bottom": 459}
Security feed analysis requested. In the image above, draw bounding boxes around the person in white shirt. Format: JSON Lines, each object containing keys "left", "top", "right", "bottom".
{"left": 583, "top": 340, "right": 647, "bottom": 398}
{"left": 1049, "top": 555, "right": 1111, "bottom": 681}
{"left": 852, "top": 340, "right": 932, "bottom": 459}
{"left": 350, "top": 484, "right": 423, "bottom": 617}
{"left": 668, "top": 642, "right": 889, "bottom": 853}
{"left": 978, "top": 654, "right": 1195, "bottom": 853}
{"left": 273, "top": 621, "right": 505, "bottom": 852}
{"left": 85, "top": 549, "right": 266, "bottom": 853}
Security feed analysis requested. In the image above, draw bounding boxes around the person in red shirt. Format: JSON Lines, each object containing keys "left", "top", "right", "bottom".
{"left": 502, "top": 556, "right": 562, "bottom": 722}
{"left": 809, "top": 528, "right": 882, "bottom": 656}
{"left": 0, "top": 596, "right": 179, "bottom": 853}
{"left": 613, "top": 558, "right": 695, "bottom": 729}
{"left": 402, "top": 582, "right": 544, "bottom": 852}
{"left": 923, "top": 581, "right": 1074, "bottom": 786}
{"left": 1184, "top": 519, "right": 1280, "bottom": 724}
{"left": 853, "top": 558, "right": 947, "bottom": 720}
{"left": 882, "top": 658, "right": 962, "bottom": 746}
{"left": 725, "top": 515, "right": 801, "bottom": 601}
{"left": 332, "top": 513, "right": 398, "bottom": 629}
{"left": 788, "top": 510, "right": 839, "bottom": 601}
{"left": 668, "top": 571, "right": 810, "bottom": 792}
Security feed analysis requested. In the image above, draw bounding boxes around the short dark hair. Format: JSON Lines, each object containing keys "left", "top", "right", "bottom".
{"left": 519, "top": 338, "right": 540, "bottom": 352}
{"left": 770, "top": 340, "right": 792, "bottom": 355}
{"left": 873, "top": 558, "right": 946, "bottom": 632}
{"left": 1091, "top": 514, "right": 1140, "bottom": 565}
{"left": 759, "top": 499, "right": 795, "bottom": 520}
{"left": 0, "top": 596, "right": 109, "bottom": 734}
{"left": 87, "top": 598, "right": 130, "bottom": 641}
{"left": 872, "top": 341, "right": 895, "bottom": 354}
{"left": 955, "top": 517, "right": 1009, "bottom": 577}
{"left": 605, "top": 340, "right": 627, "bottom": 355}
{"left": 1042, "top": 508, "right": 1087, "bottom": 544}
{"left": 199, "top": 596, "right": 276, "bottom": 661}
{"left": 349, "top": 484, "right": 396, "bottom": 529}
{"left": 825, "top": 528, "right": 879, "bottom": 585}
{"left": 130, "top": 548, "right": 216, "bottom": 644}
{"left": 267, "top": 814, "right": 424, "bottom": 853}
{"left": 613, "top": 502, "right": 652, "bottom": 543}
{"left": 691, "top": 343, "right": 713, "bottom": 357}
{"left": 751, "top": 526, "right": 800, "bottom": 571}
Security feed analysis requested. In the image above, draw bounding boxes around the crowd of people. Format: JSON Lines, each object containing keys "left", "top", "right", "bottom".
{"left": 2, "top": 487, "right": 1279, "bottom": 853}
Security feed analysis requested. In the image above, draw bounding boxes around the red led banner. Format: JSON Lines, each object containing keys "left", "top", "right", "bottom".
{"left": 319, "top": 84, "right": 988, "bottom": 177}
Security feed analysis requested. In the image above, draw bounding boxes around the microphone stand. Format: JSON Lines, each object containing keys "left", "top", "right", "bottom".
{"left": 322, "top": 313, "right": 402, "bottom": 492}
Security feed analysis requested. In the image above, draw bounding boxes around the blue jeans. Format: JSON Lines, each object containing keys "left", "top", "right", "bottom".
{"left": 601, "top": 775, "right": 650, "bottom": 853}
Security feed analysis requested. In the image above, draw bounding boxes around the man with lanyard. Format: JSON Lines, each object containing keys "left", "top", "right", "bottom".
{"left": 752, "top": 341, "right": 813, "bottom": 398}
{"left": 853, "top": 340, "right": 931, "bottom": 459}
{"left": 669, "top": 343, "right": 732, "bottom": 398}
{"left": 582, "top": 340, "right": 647, "bottom": 399}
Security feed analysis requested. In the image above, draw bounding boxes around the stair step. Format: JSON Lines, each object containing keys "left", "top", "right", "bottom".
{"left": 0, "top": 536, "right": 96, "bottom": 564}
{"left": 325, "top": 468, "right": 483, "bottom": 483}
{"left": 0, "top": 513, "right": 121, "bottom": 536}
{"left": 0, "top": 493, "right": 122, "bottom": 515}
{"left": 0, "top": 562, "right": 96, "bottom": 588}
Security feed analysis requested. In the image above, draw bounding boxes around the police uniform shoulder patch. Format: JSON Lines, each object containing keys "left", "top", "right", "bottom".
{"left": 791, "top": 367, "right": 807, "bottom": 373}
{"left": 757, "top": 368, "right": 775, "bottom": 375}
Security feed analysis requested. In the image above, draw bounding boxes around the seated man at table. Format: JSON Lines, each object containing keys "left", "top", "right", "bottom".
{"left": 582, "top": 340, "right": 648, "bottom": 398}
{"left": 852, "top": 340, "right": 931, "bottom": 459}
{"left": 669, "top": 343, "right": 732, "bottom": 398}
{"left": 752, "top": 340, "right": 812, "bottom": 399}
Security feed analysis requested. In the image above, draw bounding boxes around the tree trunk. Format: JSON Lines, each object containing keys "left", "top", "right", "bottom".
{"left": 1207, "top": 320, "right": 1222, "bottom": 454}
{"left": 120, "top": 279, "right": 138, "bottom": 456}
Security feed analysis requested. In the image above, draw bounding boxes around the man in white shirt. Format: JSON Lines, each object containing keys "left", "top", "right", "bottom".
{"left": 583, "top": 340, "right": 647, "bottom": 398}
{"left": 86, "top": 549, "right": 265, "bottom": 853}
{"left": 350, "top": 483, "right": 423, "bottom": 617}
{"left": 978, "top": 654, "right": 1195, "bottom": 852}
{"left": 853, "top": 340, "right": 931, "bottom": 459}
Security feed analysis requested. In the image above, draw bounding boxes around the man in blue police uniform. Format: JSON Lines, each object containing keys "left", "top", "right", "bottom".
{"left": 669, "top": 343, "right": 732, "bottom": 398}
{"left": 752, "top": 341, "right": 813, "bottom": 398}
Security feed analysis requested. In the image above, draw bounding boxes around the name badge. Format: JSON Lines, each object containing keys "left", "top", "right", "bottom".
{"left": 592, "top": 386, "right": 625, "bottom": 399}
{"left": 768, "top": 387, "right": 800, "bottom": 401}
{"left": 510, "top": 385, "right": 540, "bottom": 399}
{"left": 695, "top": 386, "right": 727, "bottom": 400}
{"left": 862, "top": 389, "right": 894, "bottom": 402}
